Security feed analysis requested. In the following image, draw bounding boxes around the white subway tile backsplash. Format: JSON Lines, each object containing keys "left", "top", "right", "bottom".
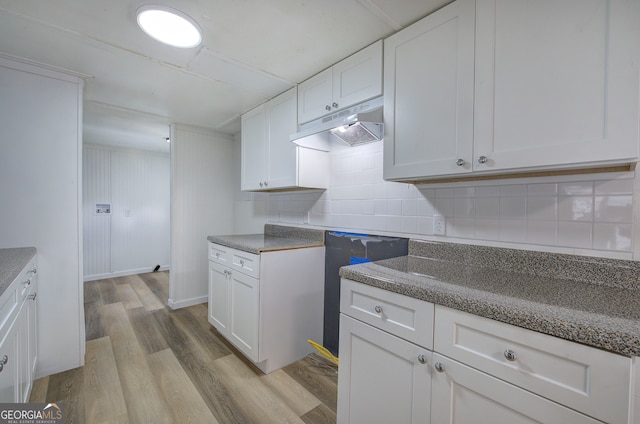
{"left": 558, "top": 221, "right": 593, "bottom": 248}
{"left": 558, "top": 196, "right": 593, "bottom": 222}
{"left": 594, "top": 196, "right": 634, "bottom": 223}
{"left": 558, "top": 181, "right": 593, "bottom": 196}
{"left": 526, "top": 196, "right": 557, "bottom": 221}
{"left": 595, "top": 179, "right": 634, "bottom": 195}
{"left": 261, "top": 143, "right": 635, "bottom": 254}
{"left": 593, "top": 223, "right": 632, "bottom": 251}
{"left": 526, "top": 221, "right": 557, "bottom": 245}
{"left": 476, "top": 197, "right": 500, "bottom": 219}
{"left": 499, "top": 196, "right": 527, "bottom": 219}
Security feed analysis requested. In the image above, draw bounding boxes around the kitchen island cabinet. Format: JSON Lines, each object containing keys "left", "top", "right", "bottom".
{"left": 207, "top": 226, "right": 325, "bottom": 374}
{"left": 384, "top": 0, "right": 640, "bottom": 182}
{"left": 241, "top": 87, "right": 328, "bottom": 192}
{"left": 337, "top": 240, "right": 640, "bottom": 423}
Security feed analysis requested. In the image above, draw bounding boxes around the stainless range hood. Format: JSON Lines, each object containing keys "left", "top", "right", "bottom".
{"left": 290, "top": 96, "right": 383, "bottom": 151}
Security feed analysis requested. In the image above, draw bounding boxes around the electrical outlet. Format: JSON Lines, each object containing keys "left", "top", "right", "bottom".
{"left": 433, "top": 216, "right": 446, "bottom": 235}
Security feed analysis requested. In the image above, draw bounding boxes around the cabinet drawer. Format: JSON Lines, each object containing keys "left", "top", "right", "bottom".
{"left": 208, "top": 243, "right": 230, "bottom": 265}
{"left": 230, "top": 250, "right": 259, "bottom": 279}
{"left": 340, "top": 279, "right": 434, "bottom": 349}
{"left": 434, "top": 305, "right": 631, "bottom": 424}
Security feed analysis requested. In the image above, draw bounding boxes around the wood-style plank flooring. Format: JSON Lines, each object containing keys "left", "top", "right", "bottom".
{"left": 30, "top": 271, "right": 338, "bottom": 423}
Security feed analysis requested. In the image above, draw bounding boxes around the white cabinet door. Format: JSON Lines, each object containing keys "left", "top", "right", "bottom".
{"left": 208, "top": 261, "right": 230, "bottom": 336}
{"left": 473, "top": 0, "right": 640, "bottom": 172}
{"left": 25, "top": 287, "right": 37, "bottom": 402}
{"left": 431, "top": 353, "right": 602, "bottom": 424}
{"left": 298, "top": 41, "right": 383, "bottom": 124}
{"left": 297, "top": 68, "right": 333, "bottom": 124}
{"left": 332, "top": 40, "right": 383, "bottom": 113}
{"left": 337, "top": 314, "right": 431, "bottom": 424}
{"left": 383, "top": 0, "right": 475, "bottom": 180}
{"left": 240, "top": 103, "right": 267, "bottom": 191}
{"left": 0, "top": 322, "right": 18, "bottom": 402}
{"left": 229, "top": 271, "right": 259, "bottom": 363}
{"left": 266, "top": 87, "right": 298, "bottom": 189}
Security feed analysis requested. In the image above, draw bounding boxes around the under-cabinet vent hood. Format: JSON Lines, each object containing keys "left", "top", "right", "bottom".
{"left": 290, "top": 96, "right": 383, "bottom": 151}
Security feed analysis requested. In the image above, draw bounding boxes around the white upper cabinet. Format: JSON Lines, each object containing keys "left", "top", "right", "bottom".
{"left": 384, "top": 0, "right": 640, "bottom": 182}
{"left": 298, "top": 40, "right": 383, "bottom": 124}
{"left": 241, "top": 87, "right": 328, "bottom": 191}
{"left": 383, "top": 0, "right": 475, "bottom": 180}
{"left": 473, "top": 0, "right": 640, "bottom": 173}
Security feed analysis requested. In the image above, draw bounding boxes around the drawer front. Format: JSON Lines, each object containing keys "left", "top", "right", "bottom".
{"left": 340, "top": 279, "right": 434, "bottom": 349}
{"left": 230, "top": 250, "right": 260, "bottom": 279}
{"left": 434, "top": 305, "right": 631, "bottom": 424}
{"left": 208, "top": 243, "right": 230, "bottom": 265}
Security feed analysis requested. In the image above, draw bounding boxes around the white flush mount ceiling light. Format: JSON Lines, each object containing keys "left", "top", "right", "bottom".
{"left": 136, "top": 5, "right": 202, "bottom": 48}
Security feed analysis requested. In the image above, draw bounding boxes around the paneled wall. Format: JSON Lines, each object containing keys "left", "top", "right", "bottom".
{"left": 170, "top": 125, "right": 234, "bottom": 309}
{"left": 235, "top": 141, "right": 639, "bottom": 260}
{"left": 83, "top": 145, "right": 170, "bottom": 280}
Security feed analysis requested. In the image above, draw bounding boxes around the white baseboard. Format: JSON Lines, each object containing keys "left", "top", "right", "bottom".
{"left": 83, "top": 265, "right": 170, "bottom": 282}
{"left": 167, "top": 295, "right": 207, "bottom": 310}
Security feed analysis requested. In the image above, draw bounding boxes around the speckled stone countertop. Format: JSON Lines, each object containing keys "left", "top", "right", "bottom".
{"left": 0, "top": 247, "right": 36, "bottom": 298}
{"left": 339, "top": 240, "right": 640, "bottom": 357}
{"left": 207, "top": 224, "right": 324, "bottom": 254}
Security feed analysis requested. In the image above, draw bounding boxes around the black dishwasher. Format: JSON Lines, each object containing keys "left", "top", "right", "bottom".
{"left": 323, "top": 231, "right": 408, "bottom": 356}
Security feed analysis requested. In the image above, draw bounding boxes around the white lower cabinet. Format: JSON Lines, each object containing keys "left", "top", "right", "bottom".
{"left": 337, "top": 315, "right": 431, "bottom": 424}
{"left": 0, "top": 254, "right": 38, "bottom": 403}
{"left": 338, "top": 279, "right": 636, "bottom": 423}
{"left": 430, "top": 353, "right": 601, "bottom": 424}
{"left": 208, "top": 242, "right": 324, "bottom": 373}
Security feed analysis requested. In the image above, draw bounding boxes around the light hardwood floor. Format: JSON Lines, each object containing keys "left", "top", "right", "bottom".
{"left": 30, "top": 271, "right": 338, "bottom": 423}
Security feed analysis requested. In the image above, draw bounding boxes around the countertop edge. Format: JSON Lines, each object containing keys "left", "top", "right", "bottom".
{"left": 340, "top": 264, "right": 640, "bottom": 357}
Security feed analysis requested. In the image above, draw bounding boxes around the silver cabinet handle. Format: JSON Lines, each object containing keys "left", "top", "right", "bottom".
{"left": 28, "top": 293, "right": 37, "bottom": 301}
{"left": 239, "top": 259, "right": 245, "bottom": 266}
{"left": 263, "top": 181, "right": 268, "bottom": 187}
{"left": 223, "top": 270, "right": 231, "bottom": 276}
{"left": 456, "top": 159, "right": 465, "bottom": 166}
{"left": 325, "top": 105, "right": 331, "bottom": 111}
{"left": 417, "top": 354, "right": 427, "bottom": 364}
{"left": 29, "top": 268, "right": 37, "bottom": 275}
{"left": 478, "top": 155, "right": 488, "bottom": 164}
{"left": 259, "top": 182, "right": 264, "bottom": 187}
{"left": 504, "top": 349, "right": 517, "bottom": 361}
{"left": 434, "top": 362, "right": 445, "bottom": 373}
{"left": 332, "top": 102, "right": 339, "bottom": 109}
{"left": 0, "top": 355, "right": 8, "bottom": 372}
{"left": 23, "top": 279, "right": 31, "bottom": 287}
{"left": 374, "top": 305, "right": 383, "bottom": 314}
{"left": 215, "top": 252, "right": 220, "bottom": 258}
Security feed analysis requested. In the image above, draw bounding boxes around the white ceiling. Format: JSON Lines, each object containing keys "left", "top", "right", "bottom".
{"left": 0, "top": 0, "right": 449, "bottom": 153}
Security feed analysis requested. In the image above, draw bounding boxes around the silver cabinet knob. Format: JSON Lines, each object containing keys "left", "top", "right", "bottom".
{"left": 325, "top": 105, "right": 331, "bottom": 111}
{"left": 374, "top": 305, "right": 383, "bottom": 314}
{"left": 28, "top": 293, "right": 37, "bottom": 301}
{"left": 0, "top": 355, "right": 8, "bottom": 372}
{"left": 259, "top": 182, "right": 264, "bottom": 188}
{"left": 504, "top": 349, "right": 517, "bottom": 361}
{"left": 239, "top": 259, "right": 245, "bottom": 266}
{"left": 23, "top": 279, "right": 31, "bottom": 287}
{"left": 456, "top": 159, "right": 465, "bottom": 167}
{"left": 332, "top": 102, "right": 339, "bottom": 109}
{"left": 417, "top": 354, "right": 427, "bottom": 364}
{"left": 215, "top": 252, "right": 220, "bottom": 258}
{"left": 29, "top": 268, "right": 37, "bottom": 275}
{"left": 478, "top": 155, "right": 488, "bottom": 164}
{"left": 263, "top": 181, "right": 268, "bottom": 187}
{"left": 223, "top": 270, "right": 231, "bottom": 276}
{"left": 434, "top": 362, "right": 445, "bottom": 373}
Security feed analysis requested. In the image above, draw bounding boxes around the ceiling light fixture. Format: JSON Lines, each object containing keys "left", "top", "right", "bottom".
{"left": 136, "top": 5, "right": 202, "bottom": 48}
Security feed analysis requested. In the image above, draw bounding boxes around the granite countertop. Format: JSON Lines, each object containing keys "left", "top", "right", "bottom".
{"left": 207, "top": 224, "right": 324, "bottom": 254}
{"left": 0, "top": 247, "right": 36, "bottom": 298}
{"left": 339, "top": 240, "right": 640, "bottom": 357}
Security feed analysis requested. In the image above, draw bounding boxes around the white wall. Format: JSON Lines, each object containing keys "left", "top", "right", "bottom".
{"left": 236, "top": 141, "right": 640, "bottom": 260}
{"left": 0, "top": 56, "right": 85, "bottom": 377}
{"left": 169, "top": 124, "right": 234, "bottom": 309}
{"left": 83, "top": 145, "right": 170, "bottom": 280}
